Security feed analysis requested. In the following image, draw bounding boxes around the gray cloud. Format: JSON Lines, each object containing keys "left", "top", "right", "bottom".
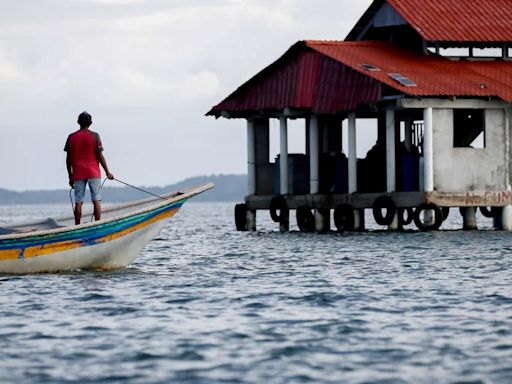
{"left": 0, "top": 0, "right": 372, "bottom": 191}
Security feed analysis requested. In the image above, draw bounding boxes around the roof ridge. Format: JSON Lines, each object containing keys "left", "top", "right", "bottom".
{"left": 304, "top": 40, "right": 392, "bottom": 47}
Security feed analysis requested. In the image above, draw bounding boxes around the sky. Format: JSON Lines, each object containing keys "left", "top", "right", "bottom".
{"left": 0, "top": 0, "right": 373, "bottom": 191}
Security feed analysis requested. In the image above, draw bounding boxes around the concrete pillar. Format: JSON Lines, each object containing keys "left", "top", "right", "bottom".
{"left": 309, "top": 115, "right": 325, "bottom": 231}
{"left": 386, "top": 110, "right": 396, "bottom": 193}
{"left": 247, "top": 119, "right": 256, "bottom": 195}
{"left": 423, "top": 108, "right": 434, "bottom": 192}
{"left": 315, "top": 209, "right": 330, "bottom": 232}
{"left": 423, "top": 107, "right": 435, "bottom": 226}
{"left": 503, "top": 184, "right": 512, "bottom": 231}
{"left": 309, "top": 115, "right": 319, "bottom": 194}
{"left": 348, "top": 113, "right": 361, "bottom": 230}
{"left": 386, "top": 110, "right": 398, "bottom": 230}
{"left": 279, "top": 116, "right": 289, "bottom": 195}
{"left": 247, "top": 210, "right": 256, "bottom": 231}
{"left": 502, "top": 206, "right": 512, "bottom": 230}
{"left": 353, "top": 209, "right": 365, "bottom": 231}
{"left": 462, "top": 207, "right": 477, "bottom": 230}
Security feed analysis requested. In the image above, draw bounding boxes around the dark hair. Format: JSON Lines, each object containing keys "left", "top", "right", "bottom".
{"left": 77, "top": 111, "right": 92, "bottom": 126}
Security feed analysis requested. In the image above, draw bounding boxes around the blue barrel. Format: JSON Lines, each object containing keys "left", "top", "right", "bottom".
{"left": 401, "top": 153, "right": 420, "bottom": 192}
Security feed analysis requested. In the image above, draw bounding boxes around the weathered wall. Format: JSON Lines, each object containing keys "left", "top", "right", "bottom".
{"left": 433, "top": 107, "right": 508, "bottom": 192}
{"left": 508, "top": 108, "right": 512, "bottom": 189}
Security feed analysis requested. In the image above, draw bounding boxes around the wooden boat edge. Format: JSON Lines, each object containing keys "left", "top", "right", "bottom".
{"left": 0, "top": 182, "right": 214, "bottom": 241}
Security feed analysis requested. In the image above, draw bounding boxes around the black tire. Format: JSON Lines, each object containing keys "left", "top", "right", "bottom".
{"left": 234, "top": 203, "right": 247, "bottom": 231}
{"left": 372, "top": 196, "right": 396, "bottom": 226}
{"left": 398, "top": 207, "right": 414, "bottom": 226}
{"left": 479, "top": 206, "right": 494, "bottom": 218}
{"left": 334, "top": 204, "right": 355, "bottom": 231}
{"left": 269, "top": 194, "right": 289, "bottom": 223}
{"left": 413, "top": 202, "right": 443, "bottom": 231}
{"left": 480, "top": 206, "right": 502, "bottom": 218}
{"left": 296, "top": 206, "right": 315, "bottom": 232}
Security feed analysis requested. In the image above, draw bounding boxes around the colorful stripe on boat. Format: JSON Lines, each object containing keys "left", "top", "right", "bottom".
{"left": 0, "top": 200, "right": 185, "bottom": 261}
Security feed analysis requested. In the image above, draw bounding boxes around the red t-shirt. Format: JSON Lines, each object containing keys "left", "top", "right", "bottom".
{"left": 64, "top": 129, "right": 104, "bottom": 181}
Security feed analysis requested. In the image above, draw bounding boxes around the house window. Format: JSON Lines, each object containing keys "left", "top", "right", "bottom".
{"left": 453, "top": 109, "right": 485, "bottom": 148}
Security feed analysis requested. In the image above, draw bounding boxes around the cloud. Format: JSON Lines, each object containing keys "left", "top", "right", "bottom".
{"left": 78, "top": 0, "right": 145, "bottom": 4}
{"left": 0, "top": 47, "right": 24, "bottom": 84}
{"left": 0, "top": 0, "right": 374, "bottom": 190}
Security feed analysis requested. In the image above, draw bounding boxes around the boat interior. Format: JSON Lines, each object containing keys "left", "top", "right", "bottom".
{"left": 0, "top": 190, "right": 187, "bottom": 236}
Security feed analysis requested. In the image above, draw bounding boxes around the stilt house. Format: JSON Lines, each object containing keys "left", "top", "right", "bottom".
{"left": 207, "top": 0, "right": 512, "bottom": 232}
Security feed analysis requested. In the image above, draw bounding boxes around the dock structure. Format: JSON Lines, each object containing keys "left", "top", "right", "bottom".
{"left": 207, "top": 0, "right": 512, "bottom": 232}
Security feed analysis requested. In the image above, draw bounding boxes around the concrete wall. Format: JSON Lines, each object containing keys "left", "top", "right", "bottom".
{"left": 508, "top": 108, "right": 512, "bottom": 189}
{"left": 433, "top": 107, "right": 508, "bottom": 192}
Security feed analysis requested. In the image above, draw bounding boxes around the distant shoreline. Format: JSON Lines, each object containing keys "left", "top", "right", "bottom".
{"left": 0, "top": 174, "right": 247, "bottom": 205}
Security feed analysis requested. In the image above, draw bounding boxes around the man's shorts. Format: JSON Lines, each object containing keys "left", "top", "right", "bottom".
{"left": 74, "top": 178, "right": 101, "bottom": 203}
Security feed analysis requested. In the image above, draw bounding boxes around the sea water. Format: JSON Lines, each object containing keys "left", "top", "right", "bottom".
{"left": 0, "top": 203, "right": 511, "bottom": 384}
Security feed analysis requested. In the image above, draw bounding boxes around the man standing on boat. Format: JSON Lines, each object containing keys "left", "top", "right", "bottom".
{"left": 64, "top": 111, "right": 114, "bottom": 225}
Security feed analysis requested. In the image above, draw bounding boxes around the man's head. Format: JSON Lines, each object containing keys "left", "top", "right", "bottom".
{"left": 77, "top": 111, "right": 92, "bottom": 127}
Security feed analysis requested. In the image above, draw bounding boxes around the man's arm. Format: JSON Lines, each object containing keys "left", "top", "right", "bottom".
{"left": 94, "top": 132, "right": 114, "bottom": 180}
{"left": 98, "top": 152, "right": 114, "bottom": 180}
{"left": 66, "top": 152, "right": 74, "bottom": 188}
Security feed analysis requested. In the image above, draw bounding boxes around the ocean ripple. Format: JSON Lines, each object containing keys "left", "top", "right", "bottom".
{"left": 0, "top": 203, "right": 511, "bottom": 383}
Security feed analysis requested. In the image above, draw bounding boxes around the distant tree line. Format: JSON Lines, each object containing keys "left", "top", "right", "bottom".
{"left": 0, "top": 174, "right": 247, "bottom": 205}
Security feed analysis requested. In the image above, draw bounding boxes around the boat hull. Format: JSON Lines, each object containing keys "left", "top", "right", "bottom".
{"left": 0, "top": 183, "right": 213, "bottom": 274}
{"left": 0, "top": 216, "right": 172, "bottom": 274}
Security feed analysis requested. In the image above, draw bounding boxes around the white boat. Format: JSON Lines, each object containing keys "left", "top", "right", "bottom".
{"left": 0, "top": 183, "right": 213, "bottom": 274}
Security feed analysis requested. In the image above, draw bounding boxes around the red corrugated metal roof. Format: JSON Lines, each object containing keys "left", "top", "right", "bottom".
{"left": 208, "top": 40, "right": 512, "bottom": 117}
{"left": 207, "top": 45, "right": 382, "bottom": 117}
{"left": 387, "top": 0, "right": 512, "bottom": 42}
{"left": 306, "top": 40, "right": 512, "bottom": 102}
